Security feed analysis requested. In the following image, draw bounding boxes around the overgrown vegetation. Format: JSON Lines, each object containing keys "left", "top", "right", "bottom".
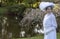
{"left": 0, "top": 0, "right": 60, "bottom": 39}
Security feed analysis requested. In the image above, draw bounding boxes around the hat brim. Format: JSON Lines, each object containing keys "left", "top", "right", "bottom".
{"left": 39, "top": 2, "right": 55, "bottom": 11}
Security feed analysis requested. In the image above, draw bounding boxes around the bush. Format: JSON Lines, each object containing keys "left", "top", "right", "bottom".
{"left": 7, "top": 4, "right": 26, "bottom": 21}
{"left": 6, "top": 4, "right": 26, "bottom": 37}
{"left": 0, "top": 7, "right": 7, "bottom": 15}
{"left": 57, "top": 16, "right": 60, "bottom": 32}
{"left": 7, "top": 4, "right": 26, "bottom": 14}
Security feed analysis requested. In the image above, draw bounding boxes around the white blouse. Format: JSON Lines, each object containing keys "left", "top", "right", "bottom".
{"left": 43, "top": 13, "right": 57, "bottom": 34}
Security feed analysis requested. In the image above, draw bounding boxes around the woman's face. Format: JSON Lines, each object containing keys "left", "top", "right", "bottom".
{"left": 45, "top": 7, "right": 52, "bottom": 13}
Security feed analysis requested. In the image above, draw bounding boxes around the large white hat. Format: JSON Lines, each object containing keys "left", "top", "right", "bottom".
{"left": 39, "top": 2, "right": 55, "bottom": 11}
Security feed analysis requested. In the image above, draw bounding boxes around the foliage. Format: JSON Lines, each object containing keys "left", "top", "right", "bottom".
{"left": 0, "top": 0, "right": 60, "bottom": 38}
{"left": 6, "top": 4, "right": 26, "bottom": 37}
{"left": 53, "top": 4, "right": 60, "bottom": 13}
{"left": 57, "top": 16, "right": 60, "bottom": 32}
{"left": 0, "top": 7, "right": 7, "bottom": 15}
{"left": 7, "top": 4, "right": 26, "bottom": 17}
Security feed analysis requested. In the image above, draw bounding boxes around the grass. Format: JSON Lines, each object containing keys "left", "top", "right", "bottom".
{"left": 57, "top": 33, "right": 60, "bottom": 39}
{"left": 13, "top": 33, "right": 60, "bottom": 39}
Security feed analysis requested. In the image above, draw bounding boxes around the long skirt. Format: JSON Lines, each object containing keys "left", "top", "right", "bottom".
{"left": 44, "top": 29, "right": 56, "bottom": 39}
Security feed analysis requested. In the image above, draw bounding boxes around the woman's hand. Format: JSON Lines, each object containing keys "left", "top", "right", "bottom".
{"left": 46, "top": 29, "right": 54, "bottom": 35}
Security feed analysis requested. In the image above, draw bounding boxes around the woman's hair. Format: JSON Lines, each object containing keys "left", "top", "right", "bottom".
{"left": 45, "top": 6, "right": 53, "bottom": 10}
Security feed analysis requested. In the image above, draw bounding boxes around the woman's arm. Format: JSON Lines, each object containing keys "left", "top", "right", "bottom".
{"left": 44, "top": 27, "right": 55, "bottom": 35}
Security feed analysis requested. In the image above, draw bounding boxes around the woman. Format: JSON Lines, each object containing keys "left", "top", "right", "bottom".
{"left": 39, "top": 2, "right": 57, "bottom": 39}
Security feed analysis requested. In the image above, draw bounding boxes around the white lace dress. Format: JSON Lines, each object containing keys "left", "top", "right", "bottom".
{"left": 43, "top": 13, "right": 57, "bottom": 39}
